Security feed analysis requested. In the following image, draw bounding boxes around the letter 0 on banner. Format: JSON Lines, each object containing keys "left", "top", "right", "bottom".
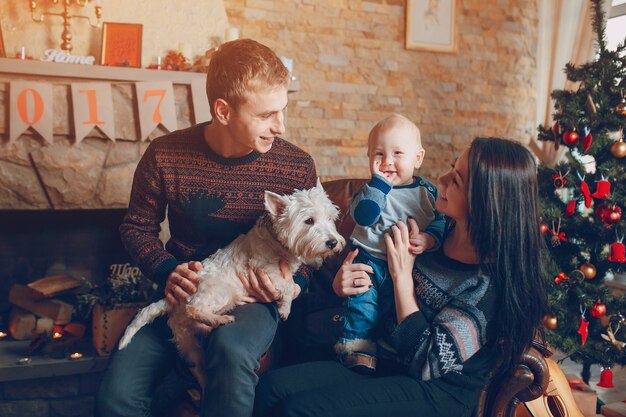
{"left": 135, "top": 81, "right": 177, "bottom": 141}
{"left": 70, "top": 83, "right": 116, "bottom": 143}
{"left": 9, "top": 82, "right": 54, "bottom": 143}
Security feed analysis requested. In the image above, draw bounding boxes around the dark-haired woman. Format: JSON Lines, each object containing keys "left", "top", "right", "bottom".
{"left": 254, "top": 137, "right": 548, "bottom": 417}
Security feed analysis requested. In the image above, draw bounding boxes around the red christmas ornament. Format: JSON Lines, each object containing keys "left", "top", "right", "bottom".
{"left": 554, "top": 272, "right": 569, "bottom": 284}
{"left": 579, "top": 179, "right": 592, "bottom": 208}
{"left": 595, "top": 204, "right": 620, "bottom": 226}
{"left": 597, "top": 368, "right": 615, "bottom": 388}
{"left": 565, "top": 200, "right": 576, "bottom": 216}
{"left": 552, "top": 172, "right": 568, "bottom": 188}
{"left": 582, "top": 132, "right": 593, "bottom": 153}
{"left": 608, "top": 240, "right": 626, "bottom": 263}
{"left": 590, "top": 300, "right": 607, "bottom": 318}
{"left": 562, "top": 130, "right": 579, "bottom": 145}
{"left": 591, "top": 179, "right": 611, "bottom": 199}
{"left": 578, "top": 315, "right": 589, "bottom": 345}
{"left": 608, "top": 206, "right": 622, "bottom": 222}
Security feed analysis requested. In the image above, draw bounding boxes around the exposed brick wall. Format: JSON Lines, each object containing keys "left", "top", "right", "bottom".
{"left": 224, "top": 0, "right": 539, "bottom": 182}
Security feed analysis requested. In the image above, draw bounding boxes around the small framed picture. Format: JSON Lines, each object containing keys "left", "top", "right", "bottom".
{"left": 0, "top": 23, "right": 5, "bottom": 58}
{"left": 406, "top": 0, "right": 457, "bottom": 53}
{"left": 101, "top": 22, "right": 143, "bottom": 67}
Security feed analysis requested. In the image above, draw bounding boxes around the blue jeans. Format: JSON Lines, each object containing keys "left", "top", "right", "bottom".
{"left": 339, "top": 251, "right": 395, "bottom": 346}
{"left": 95, "top": 302, "right": 279, "bottom": 417}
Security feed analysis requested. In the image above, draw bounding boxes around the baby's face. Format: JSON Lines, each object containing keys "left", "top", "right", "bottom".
{"left": 368, "top": 124, "right": 423, "bottom": 186}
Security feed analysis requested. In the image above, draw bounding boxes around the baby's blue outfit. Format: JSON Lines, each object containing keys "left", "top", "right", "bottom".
{"left": 338, "top": 174, "right": 445, "bottom": 356}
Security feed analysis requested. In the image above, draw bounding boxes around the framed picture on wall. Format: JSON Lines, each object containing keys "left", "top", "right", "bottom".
{"left": 406, "top": 0, "right": 457, "bottom": 53}
{"left": 101, "top": 22, "right": 143, "bottom": 67}
{"left": 0, "top": 23, "right": 5, "bottom": 58}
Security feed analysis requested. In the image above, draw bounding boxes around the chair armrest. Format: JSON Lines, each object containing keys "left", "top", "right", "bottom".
{"left": 482, "top": 342, "right": 551, "bottom": 417}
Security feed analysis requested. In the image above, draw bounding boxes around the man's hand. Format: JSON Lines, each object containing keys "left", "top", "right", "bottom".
{"left": 332, "top": 249, "right": 374, "bottom": 297}
{"left": 237, "top": 261, "right": 300, "bottom": 304}
{"left": 165, "top": 261, "right": 202, "bottom": 306}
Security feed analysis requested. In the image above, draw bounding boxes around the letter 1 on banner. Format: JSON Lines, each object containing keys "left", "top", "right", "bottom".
{"left": 9, "top": 82, "right": 54, "bottom": 143}
{"left": 135, "top": 81, "right": 177, "bottom": 141}
{"left": 190, "top": 78, "right": 212, "bottom": 123}
{"left": 70, "top": 83, "right": 116, "bottom": 144}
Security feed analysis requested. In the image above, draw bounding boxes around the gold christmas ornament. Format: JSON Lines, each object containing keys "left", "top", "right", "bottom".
{"left": 580, "top": 261, "right": 597, "bottom": 279}
{"left": 611, "top": 140, "right": 626, "bottom": 158}
{"left": 543, "top": 314, "right": 558, "bottom": 330}
{"left": 616, "top": 100, "right": 626, "bottom": 116}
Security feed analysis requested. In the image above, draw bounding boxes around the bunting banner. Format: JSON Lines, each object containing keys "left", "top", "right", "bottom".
{"left": 190, "top": 78, "right": 212, "bottom": 123}
{"left": 135, "top": 81, "right": 177, "bottom": 141}
{"left": 10, "top": 81, "right": 54, "bottom": 144}
{"left": 70, "top": 83, "right": 116, "bottom": 144}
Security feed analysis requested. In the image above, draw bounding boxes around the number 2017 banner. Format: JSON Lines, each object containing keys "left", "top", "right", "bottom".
{"left": 8, "top": 80, "right": 210, "bottom": 144}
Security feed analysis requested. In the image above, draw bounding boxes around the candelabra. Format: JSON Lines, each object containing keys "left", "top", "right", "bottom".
{"left": 30, "top": 0, "right": 103, "bottom": 53}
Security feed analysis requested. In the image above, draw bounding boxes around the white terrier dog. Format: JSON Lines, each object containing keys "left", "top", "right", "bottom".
{"left": 118, "top": 181, "right": 345, "bottom": 388}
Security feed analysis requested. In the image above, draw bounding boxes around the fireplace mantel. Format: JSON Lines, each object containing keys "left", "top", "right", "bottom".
{"left": 0, "top": 57, "right": 206, "bottom": 84}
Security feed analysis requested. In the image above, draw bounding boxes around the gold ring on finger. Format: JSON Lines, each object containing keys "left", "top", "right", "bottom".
{"left": 353, "top": 279, "right": 357, "bottom": 288}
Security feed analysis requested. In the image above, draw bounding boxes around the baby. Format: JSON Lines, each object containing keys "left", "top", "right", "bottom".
{"left": 335, "top": 113, "right": 445, "bottom": 374}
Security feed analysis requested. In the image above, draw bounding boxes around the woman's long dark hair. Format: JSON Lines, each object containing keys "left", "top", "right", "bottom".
{"left": 467, "top": 137, "right": 548, "bottom": 372}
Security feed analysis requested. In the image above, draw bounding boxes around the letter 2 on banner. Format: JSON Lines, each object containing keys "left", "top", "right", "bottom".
{"left": 70, "top": 83, "right": 116, "bottom": 144}
{"left": 135, "top": 81, "right": 177, "bottom": 141}
{"left": 10, "top": 81, "right": 54, "bottom": 143}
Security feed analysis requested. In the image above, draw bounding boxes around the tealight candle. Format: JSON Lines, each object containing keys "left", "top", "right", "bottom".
{"left": 69, "top": 352, "right": 83, "bottom": 360}
{"left": 52, "top": 332, "right": 62, "bottom": 339}
{"left": 17, "top": 357, "right": 31, "bottom": 365}
{"left": 0, "top": 331, "right": 7, "bottom": 338}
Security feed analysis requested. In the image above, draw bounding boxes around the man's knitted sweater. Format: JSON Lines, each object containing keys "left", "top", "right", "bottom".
{"left": 120, "top": 122, "right": 318, "bottom": 289}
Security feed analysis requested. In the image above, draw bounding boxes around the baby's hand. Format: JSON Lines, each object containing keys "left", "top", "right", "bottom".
{"left": 372, "top": 160, "right": 393, "bottom": 181}
{"left": 407, "top": 220, "right": 435, "bottom": 255}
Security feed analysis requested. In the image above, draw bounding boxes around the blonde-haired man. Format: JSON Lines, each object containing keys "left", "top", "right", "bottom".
{"left": 96, "top": 39, "right": 317, "bottom": 417}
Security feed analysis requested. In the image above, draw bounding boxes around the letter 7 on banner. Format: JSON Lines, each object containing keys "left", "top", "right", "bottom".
{"left": 135, "top": 81, "right": 177, "bottom": 141}
{"left": 70, "top": 83, "right": 116, "bottom": 144}
{"left": 9, "top": 81, "right": 54, "bottom": 144}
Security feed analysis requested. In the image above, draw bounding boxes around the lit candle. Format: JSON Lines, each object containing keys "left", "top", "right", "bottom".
{"left": 224, "top": 27, "right": 239, "bottom": 42}
{"left": 0, "top": 331, "right": 7, "bottom": 338}
{"left": 52, "top": 332, "right": 62, "bottom": 339}
{"left": 19, "top": 47, "right": 26, "bottom": 60}
{"left": 69, "top": 352, "right": 83, "bottom": 360}
{"left": 17, "top": 357, "right": 31, "bottom": 365}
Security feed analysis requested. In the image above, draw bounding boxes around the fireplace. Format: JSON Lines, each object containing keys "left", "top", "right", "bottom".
{"left": 0, "top": 208, "right": 134, "bottom": 315}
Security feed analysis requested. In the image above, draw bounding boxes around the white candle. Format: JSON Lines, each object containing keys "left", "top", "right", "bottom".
{"left": 224, "top": 27, "right": 239, "bottom": 42}
{"left": 178, "top": 42, "right": 192, "bottom": 60}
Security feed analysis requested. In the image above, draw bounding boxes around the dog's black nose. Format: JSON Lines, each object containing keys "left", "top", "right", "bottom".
{"left": 326, "top": 239, "right": 338, "bottom": 249}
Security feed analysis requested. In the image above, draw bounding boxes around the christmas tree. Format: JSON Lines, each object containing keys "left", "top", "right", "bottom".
{"left": 537, "top": 0, "right": 626, "bottom": 378}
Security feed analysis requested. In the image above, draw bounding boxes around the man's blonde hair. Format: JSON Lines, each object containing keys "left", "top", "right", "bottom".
{"left": 206, "top": 39, "right": 290, "bottom": 117}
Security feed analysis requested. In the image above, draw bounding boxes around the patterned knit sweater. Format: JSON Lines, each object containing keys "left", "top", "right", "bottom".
{"left": 378, "top": 248, "right": 498, "bottom": 387}
{"left": 120, "top": 122, "right": 318, "bottom": 289}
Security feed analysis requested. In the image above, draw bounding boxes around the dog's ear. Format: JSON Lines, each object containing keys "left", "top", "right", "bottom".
{"left": 316, "top": 178, "right": 323, "bottom": 190}
{"left": 264, "top": 191, "right": 287, "bottom": 216}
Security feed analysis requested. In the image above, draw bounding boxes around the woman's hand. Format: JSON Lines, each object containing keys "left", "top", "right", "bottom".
{"left": 385, "top": 219, "right": 420, "bottom": 321}
{"left": 332, "top": 249, "right": 374, "bottom": 297}
{"left": 165, "top": 261, "right": 202, "bottom": 306}
{"left": 237, "top": 260, "right": 298, "bottom": 303}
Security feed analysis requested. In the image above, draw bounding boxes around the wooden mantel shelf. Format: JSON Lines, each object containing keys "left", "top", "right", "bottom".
{"left": 0, "top": 57, "right": 301, "bottom": 90}
{"left": 0, "top": 57, "right": 206, "bottom": 84}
